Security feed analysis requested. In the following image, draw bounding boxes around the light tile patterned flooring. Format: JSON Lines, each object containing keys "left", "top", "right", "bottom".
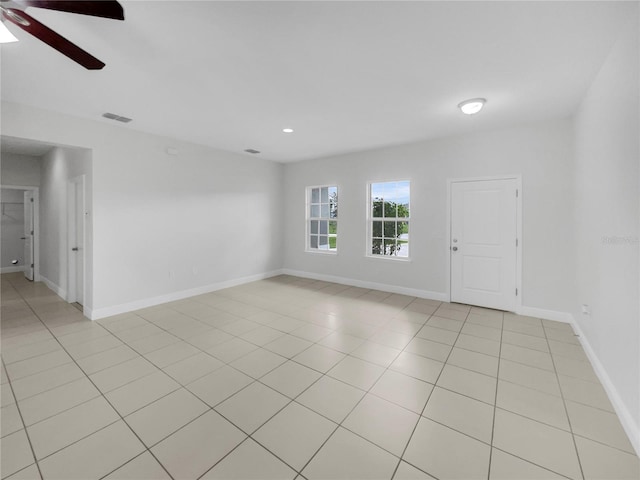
{"left": 1, "top": 272, "right": 639, "bottom": 480}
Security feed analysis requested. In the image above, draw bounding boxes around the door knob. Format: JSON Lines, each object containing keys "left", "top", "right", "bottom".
{"left": 452, "top": 246, "right": 458, "bottom": 251}
{"left": 72, "top": 247, "right": 79, "bottom": 251}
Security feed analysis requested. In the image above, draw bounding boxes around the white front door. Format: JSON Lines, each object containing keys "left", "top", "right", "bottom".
{"left": 450, "top": 178, "right": 518, "bottom": 311}
{"left": 23, "top": 191, "right": 34, "bottom": 281}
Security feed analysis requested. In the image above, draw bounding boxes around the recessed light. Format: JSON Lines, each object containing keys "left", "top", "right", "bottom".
{"left": 458, "top": 98, "right": 486, "bottom": 115}
{"left": 282, "top": 128, "right": 294, "bottom": 133}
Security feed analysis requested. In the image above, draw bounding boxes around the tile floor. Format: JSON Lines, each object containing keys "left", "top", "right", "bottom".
{"left": 1, "top": 272, "right": 639, "bottom": 480}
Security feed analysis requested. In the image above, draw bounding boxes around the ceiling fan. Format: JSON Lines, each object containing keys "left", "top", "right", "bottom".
{"left": 0, "top": 0, "right": 124, "bottom": 70}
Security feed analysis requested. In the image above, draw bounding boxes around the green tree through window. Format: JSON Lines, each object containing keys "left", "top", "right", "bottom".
{"left": 370, "top": 181, "right": 410, "bottom": 257}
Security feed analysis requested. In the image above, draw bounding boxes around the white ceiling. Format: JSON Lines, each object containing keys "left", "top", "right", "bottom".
{"left": 1, "top": 135, "right": 53, "bottom": 156}
{"left": 0, "top": 1, "right": 635, "bottom": 162}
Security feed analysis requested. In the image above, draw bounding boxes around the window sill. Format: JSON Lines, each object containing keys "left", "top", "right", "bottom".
{"left": 365, "top": 254, "right": 411, "bottom": 262}
{"left": 305, "top": 249, "right": 338, "bottom": 256}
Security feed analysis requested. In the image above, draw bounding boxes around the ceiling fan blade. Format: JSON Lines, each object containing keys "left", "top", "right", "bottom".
{"left": 2, "top": 8, "right": 105, "bottom": 69}
{"left": 20, "top": 1, "right": 124, "bottom": 20}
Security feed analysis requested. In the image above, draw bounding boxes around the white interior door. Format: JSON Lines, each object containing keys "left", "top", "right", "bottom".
{"left": 23, "top": 191, "right": 34, "bottom": 281}
{"left": 69, "top": 177, "right": 85, "bottom": 305}
{"left": 450, "top": 178, "right": 518, "bottom": 311}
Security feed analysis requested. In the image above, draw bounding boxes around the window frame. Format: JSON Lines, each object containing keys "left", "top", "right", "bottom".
{"left": 366, "top": 180, "right": 411, "bottom": 261}
{"left": 305, "top": 184, "right": 338, "bottom": 254}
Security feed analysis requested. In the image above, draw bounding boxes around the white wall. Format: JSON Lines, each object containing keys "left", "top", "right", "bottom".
{"left": 39, "top": 147, "right": 93, "bottom": 303}
{"left": 283, "top": 118, "right": 575, "bottom": 314}
{"left": 1, "top": 102, "right": 284, "bottom": 317}
{"left": 573, "top": 11, "right": 639, "bottom": 450}
{"left": 1, "top": 188, "right": 26, "bottom": 271}
{"left": 0, "top": 152, "right": 41, "bottom": 186}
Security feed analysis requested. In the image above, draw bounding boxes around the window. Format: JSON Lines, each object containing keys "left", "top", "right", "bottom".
{"left": 369, "top": 181, "right": 410, "bottom": 258}
{"left": 307, "top": 185, "right": 338, "bottom": 252}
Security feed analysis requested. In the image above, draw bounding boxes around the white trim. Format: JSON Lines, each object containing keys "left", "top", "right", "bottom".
{"left": 90, "top": 269, "right": 284, "bottom": 320}
{"left": 1, "top": 184, "right": 38, "bottom": 190}
{"left": 366, "top": 179, "right": 412, "bottom": 260}
{"left": 1, "top": 266, "right": 25, "bottom": 274}
{"left": 446, "top": 175, "right": 522, "bottom": 312}
{"left": 67, "top": 175, "right": 86, "bottom": 306}
{"left": 365, "top": 254, "right": 412, "bottom": 263}
{"left": 518, "top": 306, "right": 573, "bottom": 323}
{"left": 40, "top": 274, "right": 67, "bottom": 300}
{"left": 305, "top": 184, "right": 339, "bottom": 254}
{"left": 304, "top": 249, "right": 338, "bottom": 256}
{"left": 282, "top": 268, "right": 448, "bottom": 302}
{"left": 570, "top": 315, "right": 640, "bottom": 457}
{"left": 282, "top": 269, "right": 574, "bottom": 321}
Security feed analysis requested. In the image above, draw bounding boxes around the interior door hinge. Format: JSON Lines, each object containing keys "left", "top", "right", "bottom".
{"left": 30, "top": 198, "right": 34, "bottom": 203}
{"left": 516, "top": 238, "right": 518, "bottom": 247}
{"left": 31, "top": 264, "right": 34, "bottom": 268}
{"left": 516, "top": 189, "right": 519, "bottom": 198}
{"left": 515, "top": 288, "right": 518, "bottom": 296}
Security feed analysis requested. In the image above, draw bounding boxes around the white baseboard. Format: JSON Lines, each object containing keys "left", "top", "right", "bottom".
{"left": 86, "top": 265, "right": 640, "bottom": 456}
{"left": 90, "top": 269, "right": 284, "bottom": 320}
{"left": 569, "top": 316, "right": 640, "bottom": 457}
{"left": 281, "top": 268, "right": 448, "bottom": 302}
{"left": 282, "top": 270, "right": 639, "bottom": 454}
{"left": 40, "top": 274, "right": 67, "bottom": 300}
{"left": 518, "top": 306, "right": 573, "bottom": 324}
{"left": 1, "top": 266, "right": 24, "bottom": 274}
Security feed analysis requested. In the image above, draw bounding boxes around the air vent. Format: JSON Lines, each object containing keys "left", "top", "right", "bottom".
{"left": 102, "top": 112, "right": 132, "bottom": 123}
{"left": 244, "top": 149, "right": 261, "bottom": 154}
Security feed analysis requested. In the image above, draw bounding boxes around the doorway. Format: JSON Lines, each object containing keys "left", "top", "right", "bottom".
{"left": 0, "top": 185, "right": 39, "bottom": 280}
{"left": 448, "top": 176, "right": 521, "bottom": 312}
{"left": 67, "top": 175, "right": 85, "bottom": 306}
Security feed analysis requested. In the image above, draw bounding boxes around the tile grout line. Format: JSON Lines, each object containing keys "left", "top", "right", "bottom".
{"left": 1, "top": 355, "right": 45, "bottom": 480}
{"left": 188, "top": 291, "right": 382, "bottom": 478}
{"left": 494, "top": 315, "right": 597, "bottom": 478}
{"left": 95, "top": 290, "right": 344, "bottom": 479}
{"left": 394, "top": 308, "right": 585, "bottom": 480}
{"left": 389, "top": 305, "right": 472, "bottom": 480}
{"left": 186, "top": 288, "right": 464, "bottom": 478}
{"left": 199, "top": 297, "right": 443, "bottom": 479}
{"left": 5, "top": 274, "right": 627, "bottom": 479}
{"left": 3, "top": 276, "right": 177, "bottom": 480}
{"left": 299, "top": 302, "right": 450, "bottom": 476}
{"left": 486, "top": 311, "right": 505, "bottom": 480}
{"left": 8, "top": 370, "right": 94, "bottom": 405}
{"left": 130, "top": 297, "right": 360, "bottom": 478}
{"left": 541, "top": 323, "right": 587, "bottom": 480}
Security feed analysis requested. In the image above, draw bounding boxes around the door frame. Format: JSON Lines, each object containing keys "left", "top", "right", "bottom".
{"left": 0, "top": 185, "right": 40, "bottom": 280}
{"left": 446, "top": 175, "right": 523, "bottom": 313}
{"left": 67, "top": 175, "right": 85, "bottom": 307}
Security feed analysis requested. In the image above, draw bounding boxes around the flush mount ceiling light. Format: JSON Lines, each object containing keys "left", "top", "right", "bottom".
{"left": 458, "top": 98, "right": 486, "bottom": 115}
{"left": 282, "top": 128, "right": 294, "bottom": 133}
{"left": 0, "top": 21, "right": 18, "bottom": 43}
